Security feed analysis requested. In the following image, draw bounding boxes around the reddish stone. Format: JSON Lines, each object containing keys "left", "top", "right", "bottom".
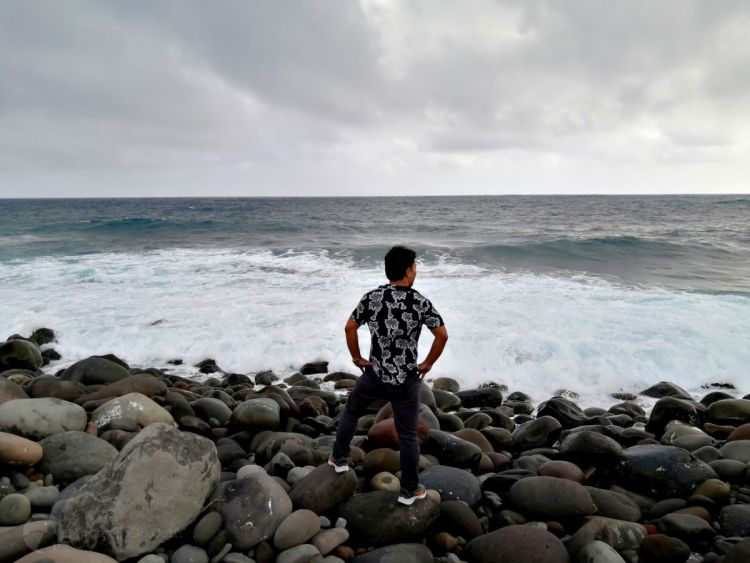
{"left": 639, "top": 533, "right": 690, "bottom": 563}
{"left": 486, "top": 451, "right": 512, "bottom": 470}
{"left": 367, "top": 417, "right": 429, "bottom": 447}
{"left": 644, "top": 523, "right": 659, "bottom": 535}
{"left": 727, "top": 423, "right": 750, "bottom": 441}
{"left": 454, "top": 428, "right": 494, "bottom": 452}
{"left": 672, "top": 505, "right": 711, "bottom": 521}
{"left": 539, "top": 460, "right": 585, "bottom": 483}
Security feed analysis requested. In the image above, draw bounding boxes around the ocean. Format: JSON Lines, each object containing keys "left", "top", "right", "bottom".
{"left": 1, "top": 195, "right": 748, "bottom": 406}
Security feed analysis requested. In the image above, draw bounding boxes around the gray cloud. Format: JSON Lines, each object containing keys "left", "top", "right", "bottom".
{"left": 1, "top": 0, "right": 748, "bottom": 196}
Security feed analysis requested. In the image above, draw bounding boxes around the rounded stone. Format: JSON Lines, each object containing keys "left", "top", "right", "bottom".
{"left": 170, "top": 544, "right": 208, "bottom": 563}
{"left": 719, "top": 440, "right": 750, "bottom": 463}
{"left": 274, "top": 509, "right": 321, "bottom": 550}
{"left": 465, "top": 524, "right": 569, "bottom": 563}
{"left": 576, "top": 540, "right": 625, "bottom": 563}
{"left": 638, "top": 533, "right": 690, "bottom": 563}
{"left": 16, "top": 544, "right": 119, "bottom": 562}
{"left": 0, "top": 398, "right": 87, "bottom": 440}
{"left": 276, "top": 544, "right": 321, "bottom": 563}
{"left": 420, "top": 464, "right": 482, "bottom": 507}
{"left": 0, "top": 431, "right": 43, "bottom": 465}
{"left": 363, "top": 448, "right": 401, "bottom": 474}
{"left": 192, "top": 511, "right": 222, "bottom": 545}
{"left": 509, "top": 476, "right": 595, "bottom": 520}
{"left": 229, "top": 398, "right": 281, "bottom": 431}
{"left": 692, "top": 478, "right": 731, "bottom": 504}
{"left": 370, "top": 471, "right": 400, "bottom": 492}
{"left": 719, "top": 504, "right": 750, "bottom": 537}
{"left": 615, "top": 444, "right": 716, "bottom": 497}
{"left": 0, "top": 339, "right": 43, "bottom": 371}
{"left": 511, "top": 416, "right": 562, "bottom": 450}
{"left": 0, "top": 492, "right": 32, "bottom": 525}
{"left": 24, "top": 485, "right": 60, "bottom": 508}
{"left": 39, "top": 431, "right": 118, "bottom": 483}
{"left": 539, "top": 460, "right": 584, "bottom": 483}
{"left": 92, "top": 393, "right": 175, "bottom": 430}
{"left": 311, "top": 527, "right": 349, "bottom": 555}
{"left": 340, "top": 490, "right": 441, "bottom": 546}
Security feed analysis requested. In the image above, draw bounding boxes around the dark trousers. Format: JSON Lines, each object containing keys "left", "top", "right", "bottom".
{"left": 332, "top": 366, "right": 422, "bottom": 494}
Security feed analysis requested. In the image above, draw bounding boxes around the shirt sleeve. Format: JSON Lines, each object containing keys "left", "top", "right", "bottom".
{"left": 350, "top": 292, "right": 371, "bottom": 325}
{"left": 423, "top": 298, "right": 445, "bottom": 328}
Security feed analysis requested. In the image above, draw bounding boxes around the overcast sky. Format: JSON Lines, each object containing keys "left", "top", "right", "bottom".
{"left": 1, "top": 1, "right": 749, "bottom": 197}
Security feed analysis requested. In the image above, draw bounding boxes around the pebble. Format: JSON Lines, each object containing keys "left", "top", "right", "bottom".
{"left": 274, "top": 509, "right": 321, "bottom": 550}
{"left": 0, "top": 492, "right": 32, "bottom": 525}
{"left": 0, "top": 431, "right": 43, "bottom": 465}
{"left": 170, "top": 544, "right": 209, "bottom": 563}
{"left": 193, "top": 511, "right": 222, "bottom": 545}
{"left": 276, "top": 544, "right": 321, "bottom": 563}
{"left": 311, "top": 527, "right": 350, "bottom": 555}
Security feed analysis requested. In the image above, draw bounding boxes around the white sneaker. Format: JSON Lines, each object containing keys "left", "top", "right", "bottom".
{"left": 397, "top": 484, "right": 427, "bottom": 505}
{"left": 327, "top": 456, "right": 349, "bottom": 473}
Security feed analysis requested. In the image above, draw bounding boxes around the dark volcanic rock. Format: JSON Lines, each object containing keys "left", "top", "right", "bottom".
{"left": 615, "top": 445, "right": 716, "bottom": 497}
{"left": 0, "top": 339, "right": 43, "bottom": 371}
{"left": 340, "top": 490, "right": 440, "bottom": 546}
{"left": 646, "top": 397, "right": 705, "bottom": 437}
{"left": 511, "top": 416, "right": 562, "bottom": 450}
{"left": 60, "top": 356, "right": 131, "bottom": 385}
{"left": 423, "top": 429, "right": 483, "bottom": 468}
{"left": 288, "top": 462, "right": 358, "bottom": 514}
{"left": 559, "top": 430, "right": 623, "bottom": 465}
{"left": 537, "top": 397, "right": 587, "bottom": 429}
{"left": 640, "top": 381, "right": 692, "bottom": 400}
{"left": 455, "top": 388, "right": 503, "bottom": 408}
{"left": 300, "top": 361, "right": 328, "bottom": 375}
{"left": 718, "top": 504, "right": 750, "bottom": 537}
{"left": 465, "top": 524, "right": 570, "bottom": 563}
{"left": 217, "top": 473, "right": 293, "bottom": 550}
{"left": 509, "top": 476, "right": 595, "bottom": 520}
{"left": 707, "top": 399, "right": 750, "bottom": 425}
{"left": 57, "top": 423, "right": 220, "bottom": 560}
{"left": 420, "top": 465, "right": 482, "bottom": 507}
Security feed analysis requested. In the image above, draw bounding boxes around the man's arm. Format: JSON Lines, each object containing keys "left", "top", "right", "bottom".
{"left": 417, "top": 325, "right": 448, "bottom": 378}
{"left": 345, "top": 318, "right": 372, "bottom": 371}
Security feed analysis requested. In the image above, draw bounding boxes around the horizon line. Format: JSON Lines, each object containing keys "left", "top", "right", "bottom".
{"left": 1, "top": 192, "right": 748, "bottom": 200}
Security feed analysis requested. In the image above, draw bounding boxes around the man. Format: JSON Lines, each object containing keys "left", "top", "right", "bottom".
{"left": 329, "top": 245, "right": 449, "bottom": 505}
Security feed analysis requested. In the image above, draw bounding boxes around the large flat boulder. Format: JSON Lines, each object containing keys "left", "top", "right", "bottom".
{"left": 57, "top": 423, "right": 220, "bottom": 560}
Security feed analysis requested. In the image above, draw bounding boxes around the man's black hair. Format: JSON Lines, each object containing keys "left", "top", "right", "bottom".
{"left": 385, "top": 246, "right": 416, "bottom": 281}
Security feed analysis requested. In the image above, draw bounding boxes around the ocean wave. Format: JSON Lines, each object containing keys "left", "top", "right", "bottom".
{"left": 471, "top": 236, "right": 716, "bottom": 263}
{"left": 1, "top": 248, "right": 749, "bottom": 408}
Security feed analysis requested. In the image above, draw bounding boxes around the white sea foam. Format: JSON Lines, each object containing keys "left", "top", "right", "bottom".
{"left": 1, "top": 248, "right": 748, "bottom": 408}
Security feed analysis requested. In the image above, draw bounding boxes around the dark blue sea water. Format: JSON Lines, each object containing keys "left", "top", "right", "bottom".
{"left": 1, "top": 195, "right": 748, "bottom": 403}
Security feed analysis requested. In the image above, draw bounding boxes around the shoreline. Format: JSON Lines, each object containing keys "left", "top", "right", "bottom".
{"left": 1, "top": 328, "right": 750, "bottom": 562}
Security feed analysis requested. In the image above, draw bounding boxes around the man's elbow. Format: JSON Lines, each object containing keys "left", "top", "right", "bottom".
{"left": 434, "top": 326, "right": 449, "bottom": 342}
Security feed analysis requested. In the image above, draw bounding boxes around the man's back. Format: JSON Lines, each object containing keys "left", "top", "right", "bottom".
{"left": 351, "top": 283, "right": 443, "bottom": 384}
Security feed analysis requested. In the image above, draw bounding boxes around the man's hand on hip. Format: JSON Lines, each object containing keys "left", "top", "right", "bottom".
{"left": 352, "top": 357, "right": 373, "bottom": 372}
{"left": 417, "top": 362, "right": 433, "bottom": 379}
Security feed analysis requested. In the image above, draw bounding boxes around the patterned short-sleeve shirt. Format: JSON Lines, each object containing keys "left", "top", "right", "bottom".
{"left": 350, "top": 284, "right": 444, "bottom": 385}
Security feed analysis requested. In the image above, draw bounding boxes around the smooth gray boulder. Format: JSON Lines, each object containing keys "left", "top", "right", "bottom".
{"left": 39, "top": 431, "right": 118, "bottom": 483}
{"left": 0, "top": 397, "right": 87, "bottom": 440}
{"left": 57, "top": 423, "right": 220, "bottom": 560}
{"left": 60, "top": 356, "right": 131, "bottom": 385}
{"left": 217, "top": 472, "right": 293, "bottom": 550}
